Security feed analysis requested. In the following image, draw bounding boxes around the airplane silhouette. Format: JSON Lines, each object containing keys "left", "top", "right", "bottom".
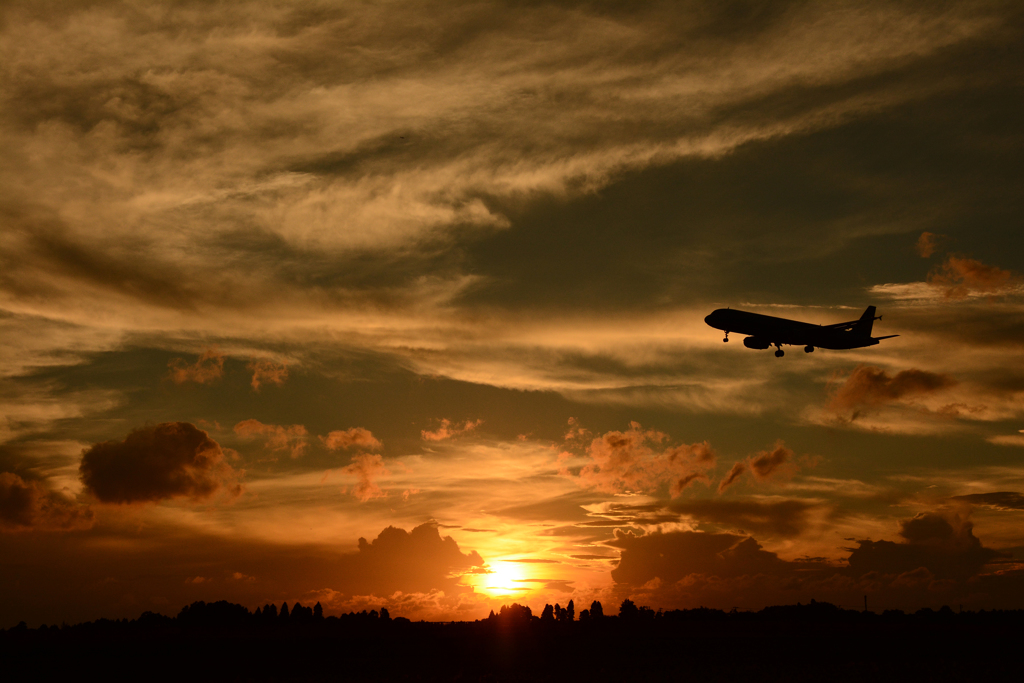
{"left": 704, "top": 306, "right": 897, "bottom": 357}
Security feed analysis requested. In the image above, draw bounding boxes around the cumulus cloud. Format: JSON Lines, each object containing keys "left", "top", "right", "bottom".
{"left": 233, "top": 419, "right": 308, "bottom": 458}
{"left": 79, "top": 422, "right": 240, "bottom": 503}
{"left": 332, "top": 523, "right": 484, "bottom": 596}
{"left": 0, "top": 472, "right": 93, "bottom": 531}
{"left": 609, "top": 528, "right": 787, "bottom": 587}
{"left": 847, "top": 511, "right": 1001, "bottom": 581}
{"left": 322, "top": 427, "right": 382, "bottom": 451}
{"left": 167, "top": 348, "right": 225, "bottom": 385}
{"left": 569, "top": 422, "right": 715, "bottom": 497}
{"left": 827, "top": 365, "right": 956, "bottom": 421}
{"left": 607, "top": 508, "right": 1015, "bottom": 611}
{"left": 246, "top": 359, "right": 288, "bottom": 391}
{"left": 341, "top": 454, "right": 389, "bottom": 502}
{"left": 421, "top": 419, "right": 482, "bottom": 442}
{"left": 928, "top": 256, "right": 1023, "bottom": 299}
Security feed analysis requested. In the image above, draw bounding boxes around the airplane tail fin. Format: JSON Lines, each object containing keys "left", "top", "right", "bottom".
{"left": 854, "top": 306, "right": 877, "bottom": 337}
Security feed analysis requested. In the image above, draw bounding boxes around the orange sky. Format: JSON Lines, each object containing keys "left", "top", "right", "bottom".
{"left": 3, "top": 0, "right": 1024, "bottom": 627}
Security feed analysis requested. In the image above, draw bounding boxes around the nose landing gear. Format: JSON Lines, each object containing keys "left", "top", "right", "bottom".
{"left": 774, "top": 343, "right": 784, "bottom": 358}
{"left": 723, "top": 332, "right": 729, "bottom": 342}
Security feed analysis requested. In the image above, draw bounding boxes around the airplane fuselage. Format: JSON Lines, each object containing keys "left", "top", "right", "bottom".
{"left": 704, "top": 308, "right": 893, "bottom": 352}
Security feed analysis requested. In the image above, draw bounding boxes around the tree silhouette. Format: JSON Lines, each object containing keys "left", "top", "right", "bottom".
{"left": 619, "top": 599, "right": 638, "bottom": 621}
{"left": 565, "top": 599, "right": 575, "bottom": 622}
{"left": 590, "top": 600, "right": 604, "bottom": 619}
{"left": 541, "top": 604, "right": 554, "bottom": 622}
{"left": 313, "top": 602, "right": 323, "bottom": 620}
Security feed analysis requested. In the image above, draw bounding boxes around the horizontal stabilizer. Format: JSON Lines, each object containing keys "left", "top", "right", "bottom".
{"left": 873, "top": 334, "right": 899, "bottom": 340}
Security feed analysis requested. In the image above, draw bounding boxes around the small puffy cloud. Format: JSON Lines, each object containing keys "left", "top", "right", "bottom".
{"left": 928, "top": 256, "right": 1023, "bottom": 299}
{"left": 167, "top": 348, "right": 224, "bottom": 385}
{"left": 233, "top": 419, "right": 308, "bottom": 458}
{"left": 0, "top": 472, "right": 93, "bottom": 531}
{"left": 749, "top": 442, "right": 792, "bottom": 480}
{"left": 916, "top": 232, "right": 940, "bottom": 258}
{"left": 827, "top": 365, "right": 956, "bottom": 421}
{"left": 322, "top": 427, "right": 382, "bottom": 451}
{"left": 718, "top": 441, "right": 796, "bottom": 492}
{"left": 341, "top": 453, "right": 389, "bottom": 502}
{"left": 571, "top": 422, "right": 715, "bottom": 497}
{"left": 79, "top": 422, "right": 240, "bottom": 503}
{"left": 421, "top": 418, "right": 482, "bottom": 441}
{"left": 717, "top": 462, "right": 747, "bottom": 493}
{"left": 246, "top": 359, "right": 288, "bottom": 391}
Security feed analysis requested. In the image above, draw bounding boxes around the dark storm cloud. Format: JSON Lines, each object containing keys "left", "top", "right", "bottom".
{"left": 827, "top": 365, "right": 956, "bottom": 420}
{"left": 608, "top": 508, "right": 1020, "bottom": 610}
{"left": 333, "top": 523, "right": 484, "bottom": 596}
{"left": 0, "top": 472, "right": 92, "bottom": 531}
{"left": 846, "top": 512, "right": 1001, "bottom": 581}
{"left": 609, "top": 528, "right": 786, "bottom": 586}
{"left": 79, "top": 422, "right": 240, "bottom": 503}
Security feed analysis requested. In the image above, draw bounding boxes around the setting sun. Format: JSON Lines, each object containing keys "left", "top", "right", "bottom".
{"left": 476, "top": 562, "right": 530, "bottom": 598}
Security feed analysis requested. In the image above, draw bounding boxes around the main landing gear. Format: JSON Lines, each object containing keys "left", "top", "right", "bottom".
{"left": 804, "top": 345, "right": 814, "bottom": 353}
{"left": 723, "top": 332, "right": 729, "bottom": 342}
{"left": 774, "top": 343, "right": 784, "bottom": 358}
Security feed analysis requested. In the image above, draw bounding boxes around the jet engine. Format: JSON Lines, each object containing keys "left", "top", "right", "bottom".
{"left": 743, "top": 336, "right": 771, "bottom": 350}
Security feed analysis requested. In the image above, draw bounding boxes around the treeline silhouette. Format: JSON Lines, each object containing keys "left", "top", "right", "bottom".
{"left": 3, "top": 599, "right": 1023, "bottom": 681}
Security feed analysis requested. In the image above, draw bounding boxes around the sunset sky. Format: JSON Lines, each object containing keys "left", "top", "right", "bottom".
{"left": 3, "top": 0, "right": 1024, "bottom": 627}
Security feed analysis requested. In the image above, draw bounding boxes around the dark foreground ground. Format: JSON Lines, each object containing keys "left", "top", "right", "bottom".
{"left": 4, "top": 601, "right": 1022, "bottom": 681}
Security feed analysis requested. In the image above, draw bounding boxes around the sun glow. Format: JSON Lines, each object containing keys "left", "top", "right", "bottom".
{"left": 477, "top": 562, "right": 531, "bottom": 598}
